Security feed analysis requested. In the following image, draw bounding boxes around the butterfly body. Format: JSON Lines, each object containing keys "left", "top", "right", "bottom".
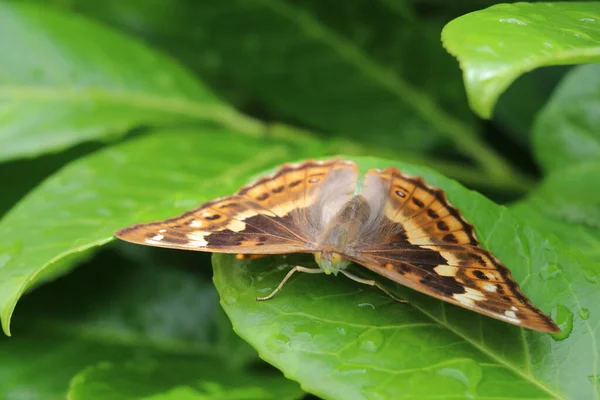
{"left": 116, "top": 158, "right": 560, "bottom": 333}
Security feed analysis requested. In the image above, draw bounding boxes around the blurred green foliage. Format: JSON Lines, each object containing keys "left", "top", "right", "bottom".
{"left": 0, "top": 1, "right": 599, "bottom": 399}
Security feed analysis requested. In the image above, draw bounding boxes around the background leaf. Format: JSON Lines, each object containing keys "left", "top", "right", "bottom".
{"left": 0, "top": 127, "right": 325, "bottom": 335}
{"left": 493, "top": 66, "right": 568, "bottom": 145}
{"left": 533, "top": 64, "right": 600, "bottom": 173}
{"left": 68, "top": 357, "right": 301, "bottom": 400}
{"left": 442, "top": 2, "right": 600, "bottom": 118}
{"left": 214, "top": 156, "right": 600, "bottom": 400}
{"left": 511, "top": 161, "right": 600, "bottom": 262}
{"left": 1, "top": 246, "right": 301, "bottom": 400}
{"left": 30, "top": 0, "right": 487, "bottom": 159}
{"left": 0, "top": 3, "right": 261, "bottom": 162}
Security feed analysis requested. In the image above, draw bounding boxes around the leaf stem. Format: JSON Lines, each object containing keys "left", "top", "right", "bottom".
{"left": 260, "top": 0, "right": 532, "bottom": 192}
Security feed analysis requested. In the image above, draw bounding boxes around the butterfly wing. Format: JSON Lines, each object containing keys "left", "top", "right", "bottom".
{"left": 346, "top": 167, "right": 559, "bottom": 333}
{"left": 116, "top": 159, "right": 358, "bottom": 255}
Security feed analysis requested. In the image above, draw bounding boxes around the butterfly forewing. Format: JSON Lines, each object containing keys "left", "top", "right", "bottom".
{"left": 115, "top": 159, "right": 358, "bottom": 255}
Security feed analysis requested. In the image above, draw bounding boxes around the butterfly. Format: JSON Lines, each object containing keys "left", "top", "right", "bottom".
{"left": 115, "top": 158, "right": 559, "bottom": 333}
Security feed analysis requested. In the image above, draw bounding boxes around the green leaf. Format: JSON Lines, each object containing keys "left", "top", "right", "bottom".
{"left": 0, "top": 3, "right": 261, "bottom": 162}
{"left": 511, "top": 161, "right": 600, "bottom": 261}
{"left": 0, "top": 127, "right": 325, "bottom": 335}
{"left": 68, "top": 358, "right": 302, "bottom": 400}
{"left": 1, "top": 247, "right": 299, "bottom": 399}
{"left": 442, "top": 2, "right": 600, "bottom": 118}
{"left": 214, "top": 156, "right": 600, "bottom": 400}
{"left": 533, "top": 64, "right": 600, "bottom": 173}
{"left": 493, "top": 66, "right": 568, "bottom": 145}
{"left": 0, "top": 142, "right": 100, "bottom": 217}
{"left": 54, "top": 0, "right": 476, "bottom": 154}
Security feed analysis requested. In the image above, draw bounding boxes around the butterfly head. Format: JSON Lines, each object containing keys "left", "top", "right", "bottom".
{"left": 314, "top": 251, "right": 350, "bottom": 275}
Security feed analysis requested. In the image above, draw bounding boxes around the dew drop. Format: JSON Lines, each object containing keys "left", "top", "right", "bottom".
{"left": 580, "top": 18, "right": 596, "bottom": 23}
{"left": 361, "top": 387, "right": 391, "bottom": 400}
{"left": 291, "top": 322, "right": 316, "bottom": 339}
{"left": 336, "top": 327, "right": 347, "bottom": 336}
{"left": 539, "top": 263, "right": 563, "bottom": 280}
{"left": 333, "top": 364, "right": 367, "bottom": 376}
{"left": 499, "top": 18, "right": 527, "bottom": 25}
{"left": 584, "top": 273, "right": 599, "bottom": 284}
{"left": 358, "top": 329, "right": 384, "bottom": 353}
{"left": 265, "top": 333, "right": 290, "bottom": 354}
{"left": 436, "top": 359, "right": 482, "bottom": 399}
{"left": 0, "top": 241, "right": 23, "bottom": 269}
{"left": 550, "top": 304, "right": 574, "bottom": 341}
{"left": 221, "top": 287, "right": 238, "bottom": 305}
{"left": 579, "top": 308, "right": 590, "bottom": 320}
{"left": 358, "top": 302, "right": 375, "bottom": 309}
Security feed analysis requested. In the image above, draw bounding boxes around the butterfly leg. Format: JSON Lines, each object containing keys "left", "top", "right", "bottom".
{"left": 340, "top": 270, "right": 408, "bottom": 304}
{"left": 256, "top": 266, "right": 324, "bottom": 301}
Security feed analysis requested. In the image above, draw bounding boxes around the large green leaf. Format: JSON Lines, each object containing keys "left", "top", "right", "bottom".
{"left": 0, "top": 127, "right": 324, "bottom": 335}
{"left": 533, "top": 64, "right": 600, "bottom": 173}
{"left": 1, "top": 247, "right": 300, "bottom": 400}
{"left": 0, "top": 142, "right": 100, "bottom": 218}
{"left": 442, "top": 2, "right": 600, "bottom": 118}
{"left": 48, "top": 0, "right": 477, "bottom": 154}
{"left": 68, "top": 357, "right": 301, "bottom": 400}
{"left": 511, "top": 161, "right": 600, "bottom": 262}
{"left": 0, "top": 3, "right": 261, "bottom": 162}
{"left": 214, "top": 156, "right": 600, "bottom": 400}
{"left": 493, "top": 66, "right": 568, "bottom": 145}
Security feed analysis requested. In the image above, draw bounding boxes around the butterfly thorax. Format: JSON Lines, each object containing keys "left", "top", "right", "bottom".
{"left": 314, "top": 195, "right": 372, "bottom": 275}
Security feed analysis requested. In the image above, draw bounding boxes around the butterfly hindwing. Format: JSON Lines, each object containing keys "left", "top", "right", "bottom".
{"left": 115, "top": 159, "right": 357, "bottom": 255}
{"left": 348, "top": 244, "right": 559, "bottom": 332}
{"left": 348, "top": 167, "right": 560, "bottom": 333}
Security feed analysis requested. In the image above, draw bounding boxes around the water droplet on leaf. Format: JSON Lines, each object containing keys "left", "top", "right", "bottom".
{"left": 550, "top": 304, "right": 574, "bottom": 341}
{"left": 358, "top": 303, "right": 375, "bottom": 309}
{"left": 499, "top": 18, "right": 527, "bottom": 25}
{"left": 0, "top": 241, "right": 22, "bottom": 269}
{"left": 539, "top": 263, "right": 562, "bottom": 280}
{"left": 336, "top": 327, "right": 347, "bottom": 336}
{"left": 291, "top": 322, "right": 316, "bottom": 339}
{"left": 436, "top": 359, "right": 482, "bottom": 399}
{"left": 361, "top": 387, "right": 390, "bottom": 400}
{"left": 221, "top": 287, "right": 238, "bottom": 305}
{"left": 579, "top": 308, "right": 590, "bottom": 320}
{"left": 358, "top": 329, "right": 384, "bottom": 352}
{"left": 584, "top": 273, "right": 598, "bottom": 284}
{"left": 333, "top": 364, "right": 367, "bottom": 376}
{"left": 265, "top": 333, "right": 290, "bottom": 354}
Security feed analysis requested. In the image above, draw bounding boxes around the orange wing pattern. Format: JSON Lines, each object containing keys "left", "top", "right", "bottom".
{"left": 115, "top": 159, "right": 357, "bottom": 255}
{"left": 348, "top": 167, "right": 559, "bottom": 332}
{"left": 116, "top": 159, "right": 559, "bottom": 333}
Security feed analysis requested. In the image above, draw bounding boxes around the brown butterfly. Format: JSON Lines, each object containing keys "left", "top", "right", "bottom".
{"left": 115, "top": 159, "right": 559, "bottom": 333}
